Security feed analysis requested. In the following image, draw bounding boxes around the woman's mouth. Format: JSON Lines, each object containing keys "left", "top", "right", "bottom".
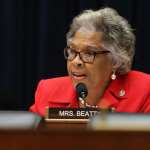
{"left": 71, "top": 72, "right": 87, "bottom": 80}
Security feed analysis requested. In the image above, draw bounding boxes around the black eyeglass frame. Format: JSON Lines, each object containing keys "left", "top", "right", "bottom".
{"left": 64, "top": 47, "right": 110, "bottom": 64}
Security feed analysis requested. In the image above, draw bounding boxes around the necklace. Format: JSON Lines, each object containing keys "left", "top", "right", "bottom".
{"left": 85, "top": 102, "right": 98, "bottom": 108}
{"left": 78, "top": 97, "right": 116, "bottom": 112}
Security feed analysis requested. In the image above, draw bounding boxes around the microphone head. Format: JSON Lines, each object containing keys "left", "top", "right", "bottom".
{"left": 76, "top": 83, "right": 88, "bottom": 99}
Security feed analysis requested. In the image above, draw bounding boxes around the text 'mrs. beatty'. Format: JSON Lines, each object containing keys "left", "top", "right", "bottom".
{"left": 46, "top": 108, "right": 106, "bottom": 119}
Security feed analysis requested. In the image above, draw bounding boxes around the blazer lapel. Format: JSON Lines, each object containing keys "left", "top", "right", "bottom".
{"left": 47, "top": 79, "right": 78, "bottom": 108}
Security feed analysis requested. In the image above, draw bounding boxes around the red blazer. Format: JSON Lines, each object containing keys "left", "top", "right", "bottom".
{"left": 30, "top": 71, "right": 150, "bottom": 117}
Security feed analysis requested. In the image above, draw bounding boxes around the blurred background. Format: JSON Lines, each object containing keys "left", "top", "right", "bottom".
{"left": 0, "top": 0, "right": 149, "bottom": 110}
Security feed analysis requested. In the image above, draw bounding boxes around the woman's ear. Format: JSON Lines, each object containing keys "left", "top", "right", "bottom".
{"left": 112, "top": 62, "right": 121, "bottom": 71}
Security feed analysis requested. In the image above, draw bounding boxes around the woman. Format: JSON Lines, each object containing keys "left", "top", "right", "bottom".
{"left": 30, "top": 7, "right": 150, "bottom": 117}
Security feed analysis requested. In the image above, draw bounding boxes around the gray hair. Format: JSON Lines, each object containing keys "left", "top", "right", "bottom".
{"left": 66, "top": 7, "right": 135, "bottom": 74}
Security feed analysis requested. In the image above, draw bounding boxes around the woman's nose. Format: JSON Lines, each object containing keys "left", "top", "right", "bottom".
{"left": 72, "top": 54, "right": 84, "bottom": 67}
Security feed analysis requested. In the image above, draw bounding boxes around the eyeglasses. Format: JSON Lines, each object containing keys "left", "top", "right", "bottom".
{"left": 64, "top": 47, "right": 110, "bottom": 64}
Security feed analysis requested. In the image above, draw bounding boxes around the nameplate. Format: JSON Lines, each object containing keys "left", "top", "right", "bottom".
{"left": 45, "top": 108, "right": 112, "bottom": 123}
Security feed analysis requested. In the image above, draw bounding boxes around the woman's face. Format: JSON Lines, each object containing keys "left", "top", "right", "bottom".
{"left": 67, "top": 31, "right": 113, "bottom": 91}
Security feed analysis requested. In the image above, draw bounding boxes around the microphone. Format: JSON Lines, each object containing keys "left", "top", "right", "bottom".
{"left": 76, "top": 83, "right": 88, "bottom": 106}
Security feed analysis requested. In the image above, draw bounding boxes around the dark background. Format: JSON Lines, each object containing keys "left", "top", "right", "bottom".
{"left": 0, "top": 0, "right": 149, "bottom": 110}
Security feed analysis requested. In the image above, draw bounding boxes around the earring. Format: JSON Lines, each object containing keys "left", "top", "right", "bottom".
{"left": 111, "top": 70, "right": 116, "bottom": 80}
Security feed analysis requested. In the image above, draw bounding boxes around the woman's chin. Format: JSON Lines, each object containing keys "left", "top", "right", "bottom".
{"left": 72, "top": 78, "right": 88, "bottom": 88}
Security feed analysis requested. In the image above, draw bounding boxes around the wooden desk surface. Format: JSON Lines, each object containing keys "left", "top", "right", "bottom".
{"left": 0, "top": 121, "right": 150, "bottom": 150}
